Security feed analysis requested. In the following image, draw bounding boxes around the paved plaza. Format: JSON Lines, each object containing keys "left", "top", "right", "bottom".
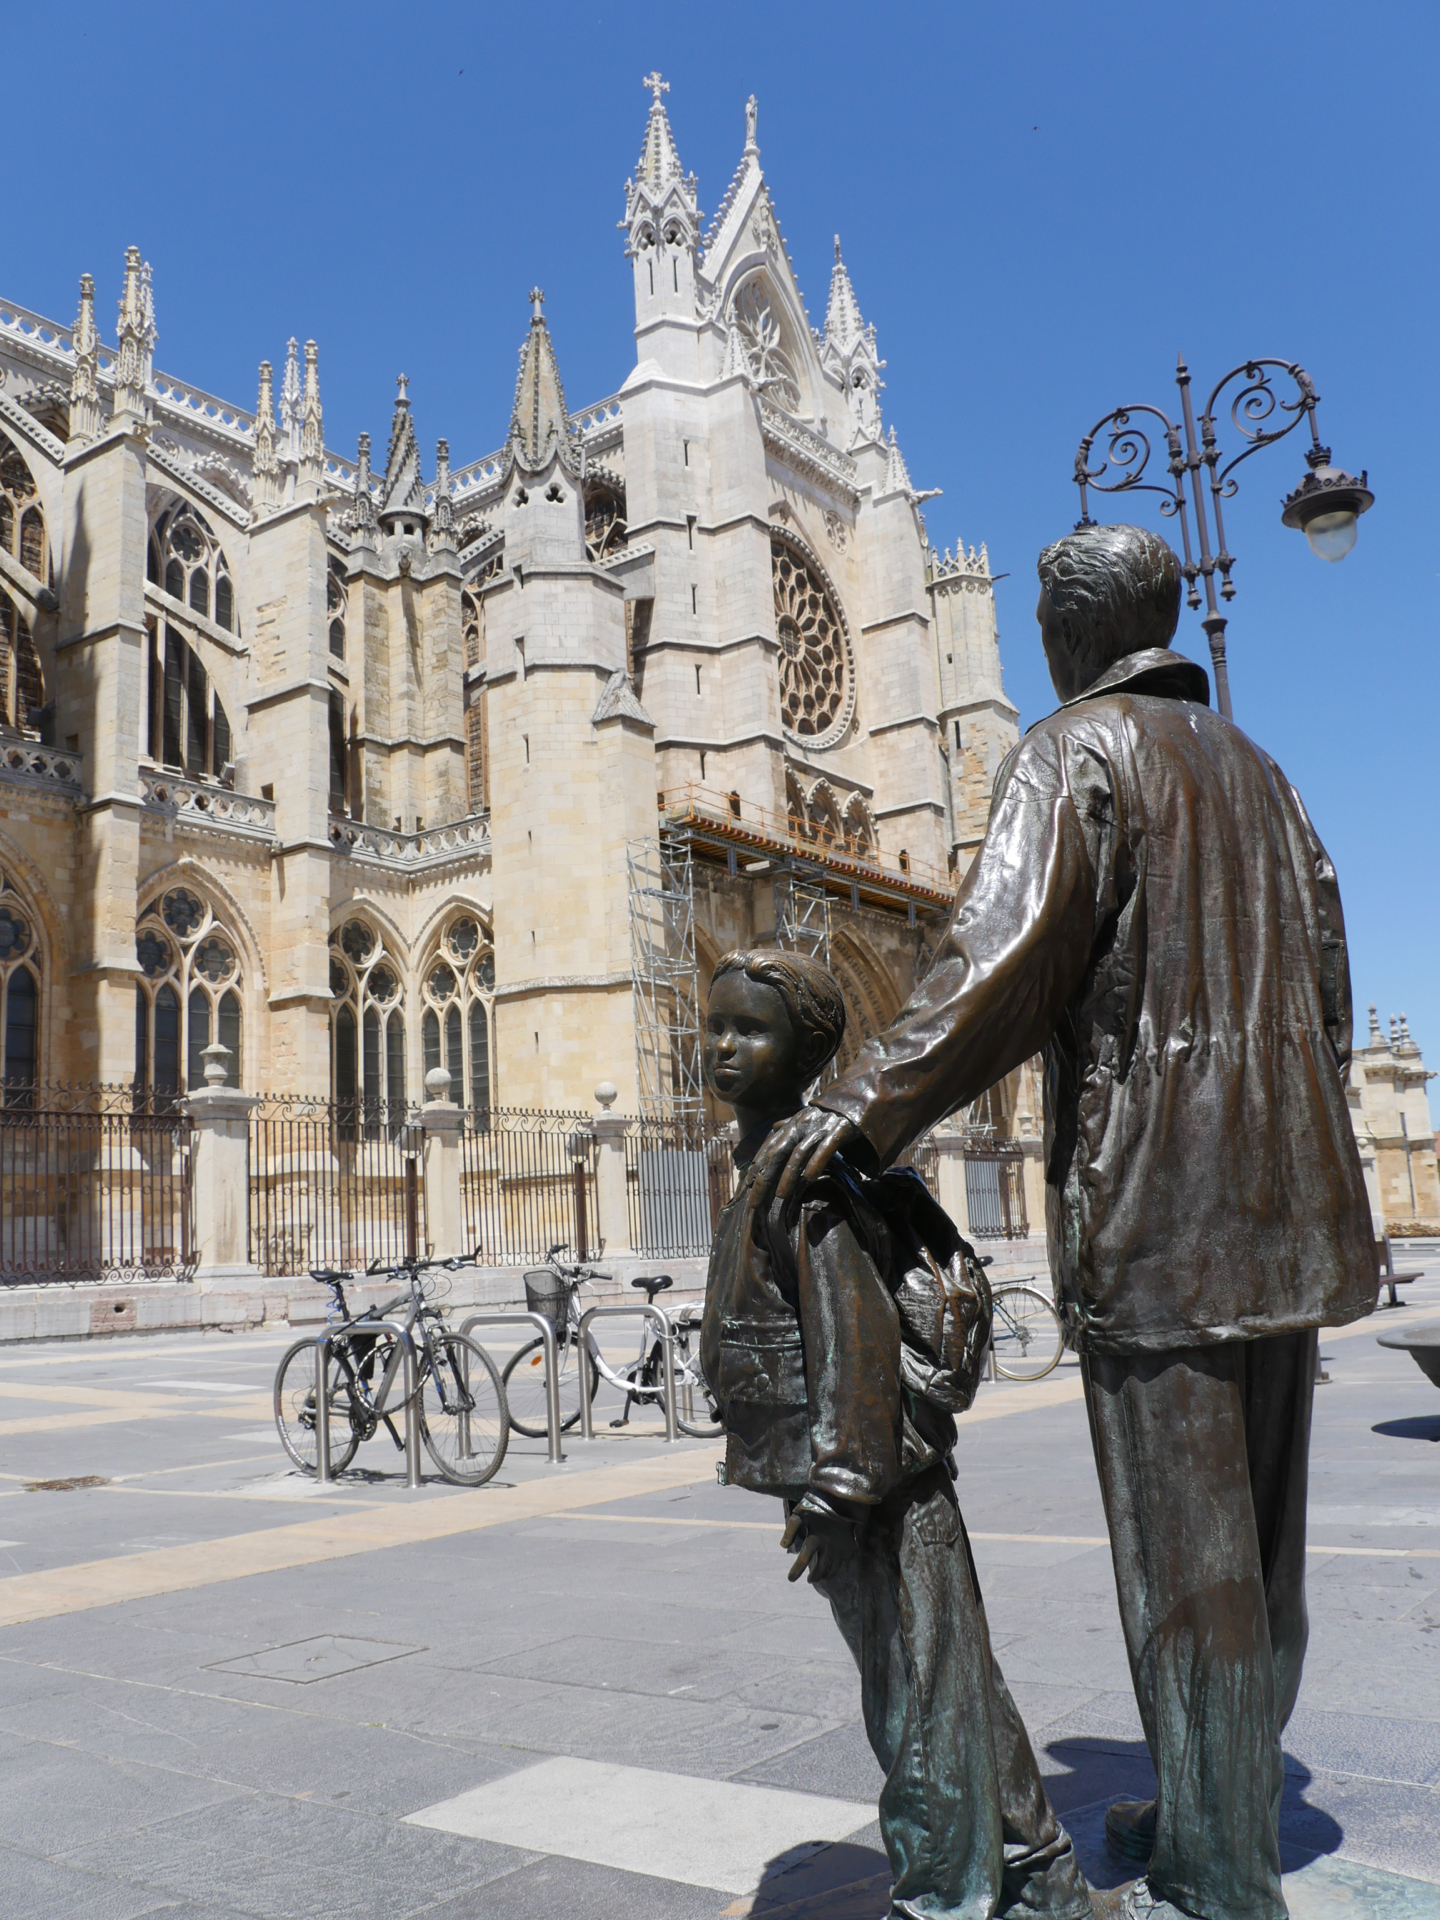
{"left": 1, "top": 1278, "right": 1439, "bottom": 1919}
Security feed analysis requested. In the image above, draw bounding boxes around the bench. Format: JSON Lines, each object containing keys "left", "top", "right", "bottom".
{"left": 1378, "top": 1236, "right": 1423, "bottom": 1309}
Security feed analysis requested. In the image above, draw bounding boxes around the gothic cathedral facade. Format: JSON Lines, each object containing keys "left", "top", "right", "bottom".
{"left": 0, "top": 82, "right": 1022, "bottom": 1130}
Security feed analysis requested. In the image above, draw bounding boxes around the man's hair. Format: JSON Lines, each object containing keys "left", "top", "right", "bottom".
{"left": 1036, "top": 524, "right": 1182, "bottom": 680}
{"left": 712, "top": 949, "right": 847, "bottom": 1081}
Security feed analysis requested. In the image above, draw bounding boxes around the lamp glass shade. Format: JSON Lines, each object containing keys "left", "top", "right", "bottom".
{"left": 1303, "top": 509, "right": 1358, "bottom": 563}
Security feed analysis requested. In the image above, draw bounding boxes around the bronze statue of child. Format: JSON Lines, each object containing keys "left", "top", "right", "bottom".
{"left": 700, "top": 948, "right": 1094, "bottom": 1920}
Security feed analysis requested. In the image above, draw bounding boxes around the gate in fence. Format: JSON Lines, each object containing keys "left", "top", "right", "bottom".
{"left": 963, "top": 1143, "right": 1029, "bottom": 1238}
{"left": 0, "top": 1085, "right": 194, "bottom": 1285}
{"left": 248, "top": 1095, "right": 426, "bottom": 1277}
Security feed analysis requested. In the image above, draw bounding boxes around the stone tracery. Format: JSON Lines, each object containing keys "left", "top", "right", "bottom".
{"left": 731, "top": 275, "right": 802, "bottom": 413}
{"left": 0, "top": 867, "right": 39, "bottom": 1098}
{"left": 772, "top": 534, "right": 855, "bottom": 747}
{"left": 420, "top": 913, "right": 496, "bottom": 1112}
{"left": 133, "top": 887, "right": 243, "bottom": 1095}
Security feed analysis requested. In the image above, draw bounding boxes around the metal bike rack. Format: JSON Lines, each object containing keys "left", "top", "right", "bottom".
{"left": 458, "top": 1310, "right": 565, "bottom": 1466}
{"left": 313, "top": 1318, "right": 421, "bottom": 1489}
{"left": 575, "top": 1302, "right": 677, "bottom": 1443}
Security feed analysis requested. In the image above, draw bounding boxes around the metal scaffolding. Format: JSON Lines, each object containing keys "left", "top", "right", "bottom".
{"left": 627, "top": 833, "right": 704, "bottom": 1126}
{"left": 776, "top": 866, "right": 832, "bottom": 968}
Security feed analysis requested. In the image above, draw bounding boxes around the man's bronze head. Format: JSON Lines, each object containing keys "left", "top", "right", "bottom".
{"left": 1035, "top": 523, "right": 1182, "bottom": 700}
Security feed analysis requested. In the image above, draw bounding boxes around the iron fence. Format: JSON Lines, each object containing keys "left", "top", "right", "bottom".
{"left": 248, "top": 1095, "right": 426, "bottom": 1277}
{"left": 963, "top": 1143, "right": 1029, "bottom": 1238}
{"left": 0, "top": 1084, "right": 194, "bottom": 1286}
{"left": 461, "top": 1108, "right": 599, "bottom": 1267}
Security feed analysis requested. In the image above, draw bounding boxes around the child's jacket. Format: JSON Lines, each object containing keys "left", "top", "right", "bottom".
{"left": 699, "top": 1135, "right": 956, "bottom": 1505}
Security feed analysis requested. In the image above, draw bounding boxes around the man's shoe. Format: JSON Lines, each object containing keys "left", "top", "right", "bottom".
{"left": 1104, "top": 1798, "right": 1157, "bottom": 1863}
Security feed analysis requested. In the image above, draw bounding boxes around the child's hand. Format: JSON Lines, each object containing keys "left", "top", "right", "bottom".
{"left": 781, "top": 1494, "right": 860, "bottom": 1584}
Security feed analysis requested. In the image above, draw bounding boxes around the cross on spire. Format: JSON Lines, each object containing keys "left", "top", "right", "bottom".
{"left": 529, "top": 287, "right": 545, "bottom": 322}
{"left": 642, "top": 71, "right": 669, "bottom": 102}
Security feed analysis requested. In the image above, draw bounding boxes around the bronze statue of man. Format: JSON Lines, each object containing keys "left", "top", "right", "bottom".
{"left": 752, "top": 525, "right": 1377, "bottom": 1920}
{"left": 700, "top": 949, "right": 1093, "bottom": 1920}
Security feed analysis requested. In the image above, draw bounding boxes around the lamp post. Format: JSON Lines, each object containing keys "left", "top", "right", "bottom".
{"left": 1072, "top": 356, "right": 1373, "bottom": 720}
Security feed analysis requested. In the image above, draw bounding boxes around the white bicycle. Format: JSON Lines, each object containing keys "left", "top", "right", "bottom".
{"left": 501, "top": 1245, "right": 721, "bottom": 1440}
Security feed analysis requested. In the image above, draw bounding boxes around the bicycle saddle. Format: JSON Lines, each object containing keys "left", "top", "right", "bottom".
{"left": 631, "top": 1275, "right": 673, "bottom": 1301}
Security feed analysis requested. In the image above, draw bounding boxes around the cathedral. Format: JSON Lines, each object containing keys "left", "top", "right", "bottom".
{"left": 0, "top": 79, "right": 1021, "bottom": 1135}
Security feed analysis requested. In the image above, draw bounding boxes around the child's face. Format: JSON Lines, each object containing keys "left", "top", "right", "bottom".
{"left": 704, "top": 971, "right": 804, "bottom": 1122}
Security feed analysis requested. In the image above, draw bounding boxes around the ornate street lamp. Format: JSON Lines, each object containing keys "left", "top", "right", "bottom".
{"left": 1072, "top": 356, "right": 1373, "bottom": 719}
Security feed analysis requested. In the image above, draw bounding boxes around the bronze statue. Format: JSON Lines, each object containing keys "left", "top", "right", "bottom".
{"left": 700, "top": 949, "right": 1093, "bottom": 1920}
{"left": 752, "top": 524, "right": 1378, "bottom": 1920}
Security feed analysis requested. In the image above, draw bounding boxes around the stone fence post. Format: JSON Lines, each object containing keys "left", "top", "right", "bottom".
{"left": 184, "top": 1042, "right": 261, "bottom": 1290}
{"left": 421, "top": 1068, "right": 466, "bottom": 1258}
{"left": 591, "top": 1080, "right": 633, "bottom": 1257}
{"left": 930, "top": 1130, "right": 973, "bottom": 1240}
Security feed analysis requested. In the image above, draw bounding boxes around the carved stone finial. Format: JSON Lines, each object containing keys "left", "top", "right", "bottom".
{"left": 642, "top": 70, "right": 669, "bottom": 102}
{"left": 594, "top": 1080, "right": 619, "bottom": 1111}
{"left": 69, "top": 272, "right": 102, "bottom": 447}
{"left": 528, "top": 288, "right": 545, "bottom": 323}
{"left": 113, "top": 245, "right": 149, "bottom": 426}
{"left": 396, "top": 371, "right": 409, "bottom": 403}
{"left": 253, "top": 359, "right": 279, "bottom": 514}
{"left": 279, "top": 337, "right": 303, "bottom": 462}
{"left": 425, "top": 1066, "right": 453, "bottom": 1102}
{"left": 745, "top": 93, "right": 759, "bottom": 155}
{"left": 201, "top": 1039, "right": 231, "bottom": 1087}
{"left": 431, "top": 437, "right": 456, "bottom": 551}
{"left": 299, "top": 339, "right": 324, "bottom": 490}
{"left": 1368, "top": 1002, "right": 1382, "bottom": 1043}
{"left": 351, "top": 430, "right": 377, "bottom": 552}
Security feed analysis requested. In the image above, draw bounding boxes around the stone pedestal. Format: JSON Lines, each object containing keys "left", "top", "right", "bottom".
{"left": 184, "top": 1085, "right": 263, "bottom": 1290}
{"left": 421, "top": 1070, "right": 466, "bottom": 1259}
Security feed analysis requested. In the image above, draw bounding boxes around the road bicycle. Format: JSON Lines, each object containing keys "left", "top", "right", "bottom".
{"left": 273, "top": 1254, "right": 509, "bottom": 1485}
{"left": 501, "top": 1245, "right": 722, "bottom": 1441}
{"left": 985, "top": 1270, "right": 1066, "bottom": 1381}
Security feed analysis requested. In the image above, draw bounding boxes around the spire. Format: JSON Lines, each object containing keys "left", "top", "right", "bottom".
{"left": 350, "top": 432, "right": 377, "bottom": 553}
{"left": 279, "top": 338, "right": 303, "bottom": 462}
{"left": 824, "top": 236, "right": 865, "bottom": 352}
{"left": 113, "top": 246, "right": 148, "bottom": 427}
{"left": 431, "top": 437, "right": 456, "bottom": 553}
{"left": 636, "top": 71, "right": 682, "bottom": 188}
{"left": 69, "top": 272, "right": 102, "bottom": 446}
{"left": 253, "top": 360, "right": 280, "bottom": 514}
{"left": 298, "top": 339, "right": 324, "bottom": 491}
{"left": 507, "top": 292, "right": 577, "bottom": 473}
{"left": 380, "top": 372, "right": 427, "bottom": 525}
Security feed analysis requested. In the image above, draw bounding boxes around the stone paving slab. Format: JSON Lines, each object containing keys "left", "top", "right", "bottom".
{"left": 0, "top": 1289, "right": 1437, "bottom": 1917}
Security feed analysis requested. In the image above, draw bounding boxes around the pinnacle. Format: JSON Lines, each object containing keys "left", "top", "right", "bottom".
{"left": 824, "top": 236, "right": 866, "bottom": 352}
{"left": 636, "top": 70, "right": 684, "bottom": 189}
{"left": 508, "top": 291, "right": 574, "bottom": 473}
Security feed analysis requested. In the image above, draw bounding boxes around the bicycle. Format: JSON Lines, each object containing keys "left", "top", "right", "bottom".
{"left": 985, "top": 1267, "right": 1066, "bottom": 1381}
{"left": 501, "top": 1245, "right": 722, "bottom": 1441}
{"left": 273, "top": 1254, "right": 510, "bottom": 1485}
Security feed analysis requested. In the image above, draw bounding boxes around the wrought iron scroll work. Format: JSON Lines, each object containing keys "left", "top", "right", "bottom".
{"left": 1074, "top": 403, "right": 1198, "bottom": 607}
{"left": 1198, "top": 360, "right": 1319, "bottom": 605}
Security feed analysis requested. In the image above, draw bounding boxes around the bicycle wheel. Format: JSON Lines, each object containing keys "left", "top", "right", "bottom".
{"left": 273, "top": 1336, "right": 362, "bottom": 1475}
{"left": 672, "top": 1333, "right": 722, "bottom": 1439}
{"left": 990, "top": 1283, "right": 1065, "bottom": 1382}
{"left": 419, "top": 1333, "right": 509, "bottom": 1486}
{"left": 502, "top": 1335, "right": 595, "bottom": 1437}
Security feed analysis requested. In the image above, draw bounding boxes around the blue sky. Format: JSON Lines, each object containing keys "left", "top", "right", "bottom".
{"left": 7, "top": 2, "right": 1436, "bottom": 1072}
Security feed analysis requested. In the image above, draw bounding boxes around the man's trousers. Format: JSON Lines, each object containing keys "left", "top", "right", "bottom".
{"left": 1082, "top": 1328, "right": 1317, "bottom": 1920}
{"left": 812, "top": 1466, "right": 1091, "bottom": 1920}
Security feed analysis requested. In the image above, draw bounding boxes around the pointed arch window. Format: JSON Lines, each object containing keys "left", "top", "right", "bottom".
{"left": 146, "top": 623, "right": 233, "bottom": 779}
{"left": 327, "top": 554, "right": 347, "bottom": 659}
{"left": 0, "top": 431, "right": 46, "bottom": 584}
{"left": 0, "top": 868, "right": 40, "bottom": 1105}
{"left": 0, "top": 589, "right": 45, "bottom": 737}
{"left": 133, "top": 888, "right": 243, "bottom": 1103}
{"left": 329, "top": 918, "right": 407, "bottom": 1137}
{"left": 420, "top": 914, "right": 495, "bottom": 1118}
{"left": 147, "top": 504, "right": 237, "bottom": 635}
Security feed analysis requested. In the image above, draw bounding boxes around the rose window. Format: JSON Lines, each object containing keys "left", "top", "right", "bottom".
{"left": 772, "top": 538, "right": 854, "bottom": 746}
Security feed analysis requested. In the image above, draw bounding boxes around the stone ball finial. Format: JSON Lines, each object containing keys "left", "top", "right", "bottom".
{"left": 594, "top": 1080, "right": 618, "bottom": 1111}
{"left": 200, "top": 1040, "right": 231, "bottom": 1087}
{"left": 425, "top": 1066, "right": 453, "bottom": 1102}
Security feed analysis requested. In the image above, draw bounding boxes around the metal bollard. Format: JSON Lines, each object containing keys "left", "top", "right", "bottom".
{"left": 575, "top": 1303, "right": 677, "bottom": 1443}
{"left": 459, "top": 1311, "right": 564, "bottom": 1464}
{"left": 401, "top": 1332, "right": 422, "bottom": 1489}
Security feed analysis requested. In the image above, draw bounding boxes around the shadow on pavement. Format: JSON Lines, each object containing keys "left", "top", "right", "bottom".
{"left": 1371, "top": 1416, "right": 1440, "bottom": 1442}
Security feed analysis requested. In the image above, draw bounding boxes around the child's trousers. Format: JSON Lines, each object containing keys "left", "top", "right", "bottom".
{"left": 811, "top": 1466, "right": 1091, "bottom": 1920}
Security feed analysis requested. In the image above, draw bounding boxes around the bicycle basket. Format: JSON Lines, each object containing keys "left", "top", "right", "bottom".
{"left": 523, "top": 1270, "right": 569, "bottom": 1337}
